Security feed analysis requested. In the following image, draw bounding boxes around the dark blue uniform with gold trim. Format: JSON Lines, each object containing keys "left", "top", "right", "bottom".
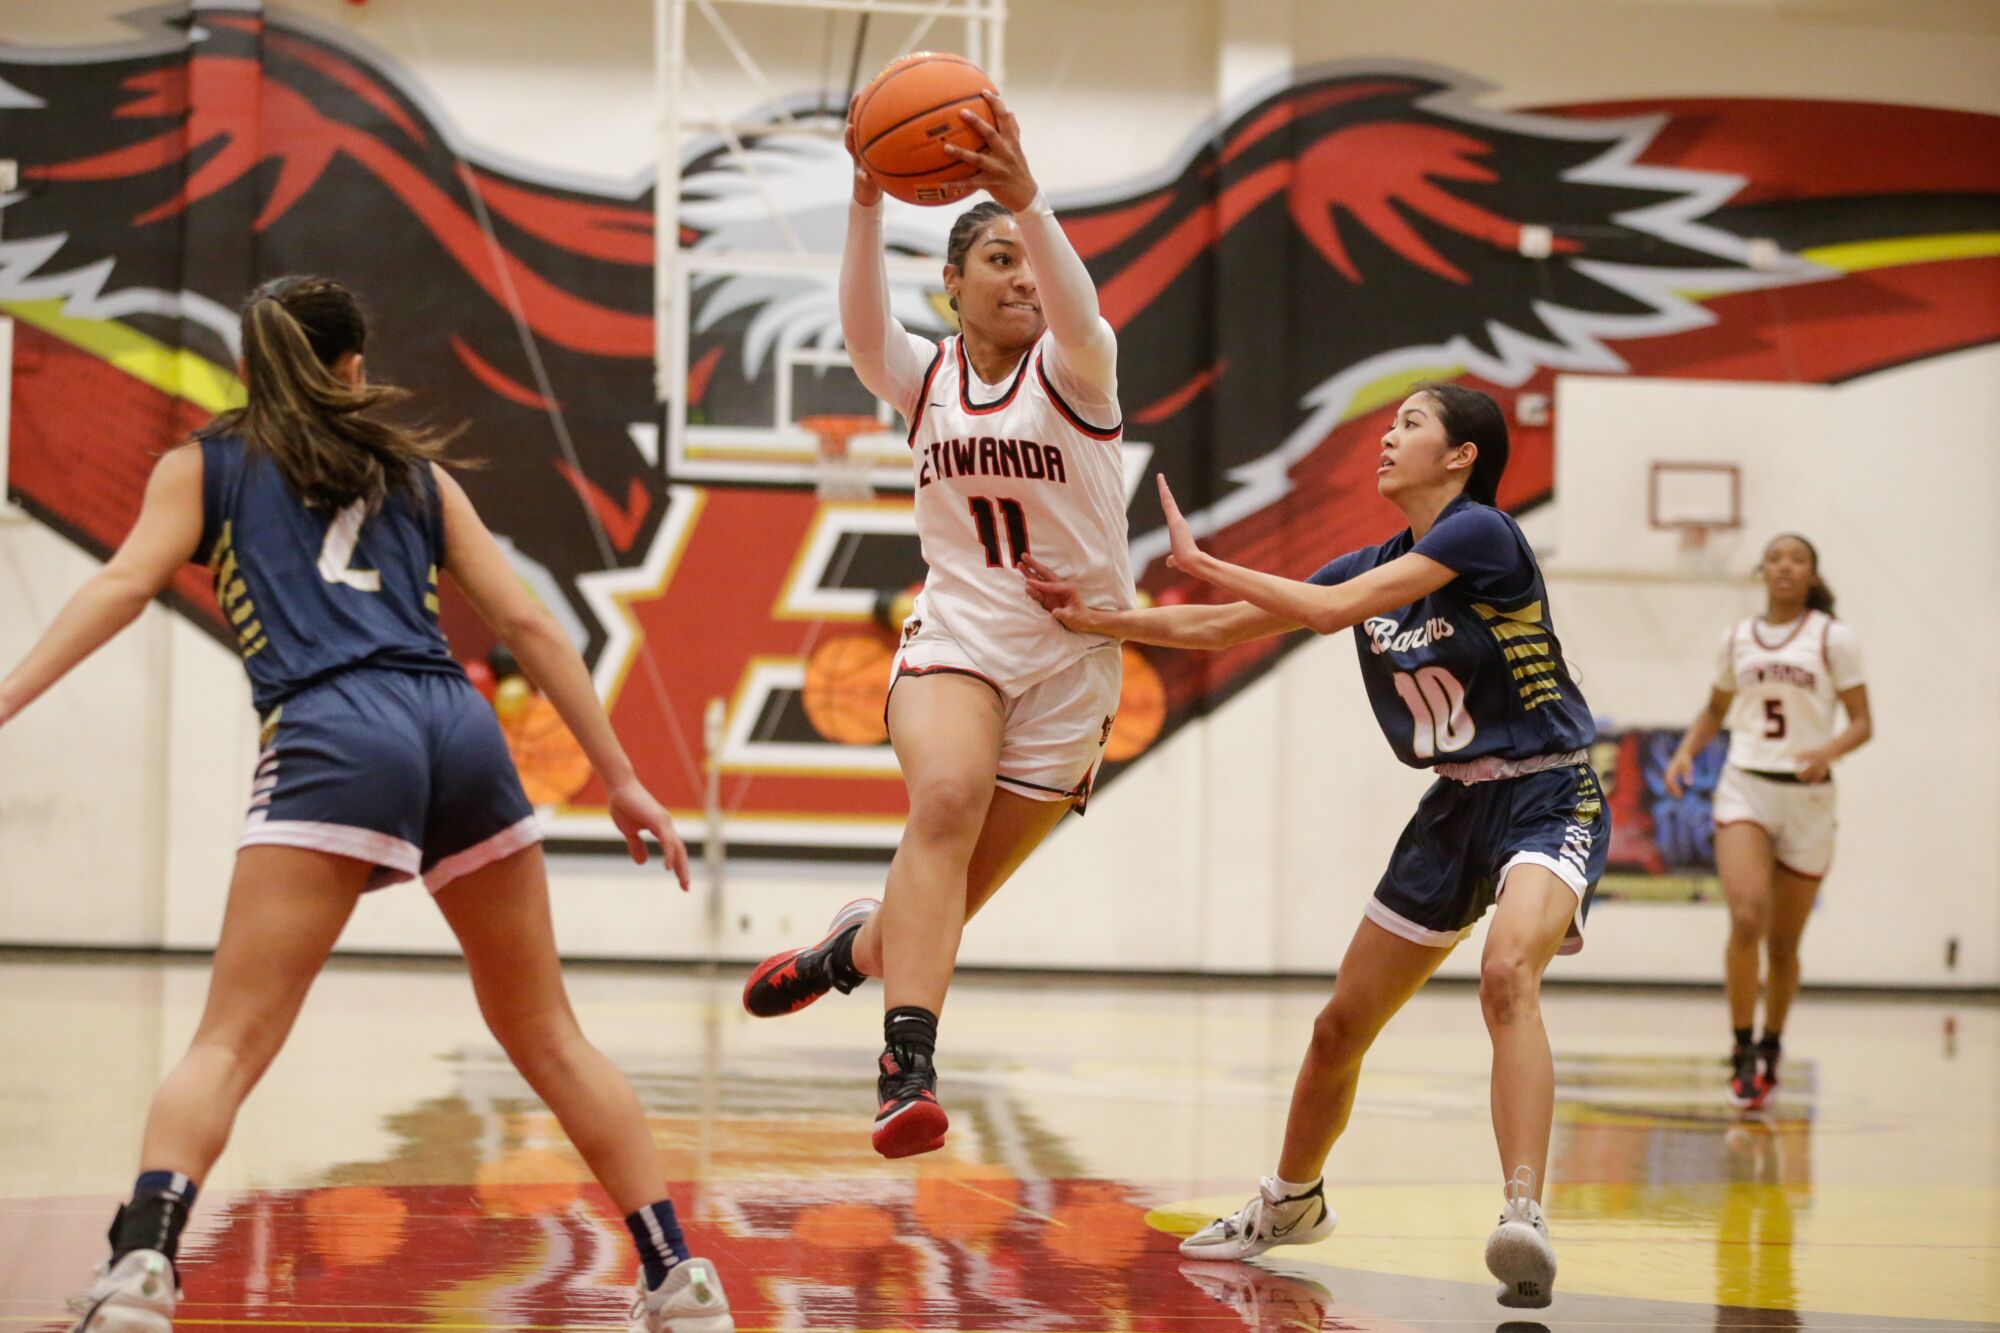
{"left": 1309, "top": 495, "right": 1607, "bottom": 952}
{"left": 199, "top": 435, "right": 535, "bottom": 891}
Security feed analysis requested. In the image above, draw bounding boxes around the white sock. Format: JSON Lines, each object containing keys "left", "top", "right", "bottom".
{"left": 1269, "top": 1174, "right": 1321, "bottom": 1199}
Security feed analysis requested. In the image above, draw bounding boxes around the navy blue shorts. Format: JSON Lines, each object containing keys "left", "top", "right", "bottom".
{"left": 240, "top": 667, "right": 539, "bottom": 892}
{"left": 1370, "top": 761, "right": 1608, "bottom": 956}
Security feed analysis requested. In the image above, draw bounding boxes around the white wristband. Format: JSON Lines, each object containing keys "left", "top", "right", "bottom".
{"left": 1018, "top": 189, "right": 1054, "bottom": 219}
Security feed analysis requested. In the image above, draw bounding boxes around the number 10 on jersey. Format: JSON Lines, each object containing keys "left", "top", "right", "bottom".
{"left": 1393, "top": 665, "right": 1475, "bottom": 759}
{"left": 969, "top": 496, "right": 1030, "bottom": 568}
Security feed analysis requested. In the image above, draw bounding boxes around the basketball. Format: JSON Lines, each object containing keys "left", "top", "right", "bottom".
{"left": 503, "top": 692, "right": 593, "bottom": 805}
{"left": 802, "top": 631, "right": 894, "bottom": 745}
{"left": 854, "top": 52, "right": 994, "bottom": 206}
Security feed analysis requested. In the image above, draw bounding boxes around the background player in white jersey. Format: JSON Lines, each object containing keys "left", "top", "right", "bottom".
{"left": 1665, "top": 535, "right": 1872, "bottom": 1110}
{"left": 741, "top": 91, "right": 1135, "bottom": 1159}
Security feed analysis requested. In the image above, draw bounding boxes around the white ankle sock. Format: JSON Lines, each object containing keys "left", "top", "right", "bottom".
{"left": 1269, "top": 1174, "right": 1321, "bottom": 1198}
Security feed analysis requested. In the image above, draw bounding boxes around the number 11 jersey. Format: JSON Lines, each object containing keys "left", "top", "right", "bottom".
{"left": 1309, "top": 495, "right": 1595, "bottom": 768}
{"left": 904, "top": 333, "right": 1135, "bottom": 695}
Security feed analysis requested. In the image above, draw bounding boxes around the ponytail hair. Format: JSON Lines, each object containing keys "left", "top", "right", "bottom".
{"left": 1765, "top": 532, "right": 1836, "bottom": 616}
{"left": 199, "top": 276, "right": 457, "bottom": 510}
{"left": 1412, "top": 382, "right": 1509, "bottom": 506}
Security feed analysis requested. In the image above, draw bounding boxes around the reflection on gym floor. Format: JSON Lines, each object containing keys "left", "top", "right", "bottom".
{"left": 1, "top": 954, "right": 1992, "bottom": 1330}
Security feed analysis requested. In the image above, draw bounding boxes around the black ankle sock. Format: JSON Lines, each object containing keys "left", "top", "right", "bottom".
{"left": 828, "top": 926, "right": 867, "bottom": 992}
{"left": 884, "top": 1005, "right": 938, "bottom": 1058}
{"left": 110, "top": 1171, "right": 199, "bottom": 1265}
{"left": 1733, "top": 1026, "right": 1755, "bottom": 1050}
{"left": 1758, "top": 1030, "right": 1782, "bottom": 1053}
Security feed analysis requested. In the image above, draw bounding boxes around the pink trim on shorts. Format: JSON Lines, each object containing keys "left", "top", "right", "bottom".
{"left": 240, "top": 820, "right": 422, "bottom": 877}
{"left": 424, "top": 815, "right": 544, "bottom": 894}
{"left": 1362, "top": 896, "right": 1469, "bottom": 949}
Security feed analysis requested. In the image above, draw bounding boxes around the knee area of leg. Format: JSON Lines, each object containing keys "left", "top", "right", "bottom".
{"left": 905, "top": 779, "right": 989, "bottom": 840}
{"left": 1728, "top": 908, "right": 1769, "bottom": 941}
{"left": 1308, "top": 1008, "right": 1365, "bottom": 1063}
{"left": 1479, "top": 955, "right": 1537, "bottom": 1019}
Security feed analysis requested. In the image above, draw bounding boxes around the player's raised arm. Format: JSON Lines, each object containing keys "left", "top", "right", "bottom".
{"left": 838, "top": 98, "right": 935, "bottom": 415}
{"left": 946, "top": 91, "right": 1116, "bottom": 397}
{"left": 0, "top": 444, "right": 204, "bottom": 726}
{"left": 1150, "top": 475, "right": 1457, "bottom": 635}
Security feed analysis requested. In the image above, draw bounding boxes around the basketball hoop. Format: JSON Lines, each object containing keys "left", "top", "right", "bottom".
{"left": 799, "top": 414, "right": 882, "bottom": 502}
{"left": 1648, "top": 461, "right": 1741, "bottom": 575}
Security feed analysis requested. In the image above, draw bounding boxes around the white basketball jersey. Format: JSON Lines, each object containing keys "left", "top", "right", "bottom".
{"left": 904, "top": 333, "right": 1135, "bottom": 695}
{"left": 1715, "top": 611, "right": 1865, "bottom": 772}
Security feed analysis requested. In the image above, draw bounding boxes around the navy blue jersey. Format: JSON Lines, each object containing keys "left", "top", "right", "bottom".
{"left": 197, "top": 435, "right": 461, "bottom": 713}
{"left": 1309, "top": 495, "right": 1593, "bottom": 768}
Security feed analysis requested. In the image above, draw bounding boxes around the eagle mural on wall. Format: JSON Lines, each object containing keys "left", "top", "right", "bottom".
{"left": 3, "top": 4, "right": 1995, "bottom": 856}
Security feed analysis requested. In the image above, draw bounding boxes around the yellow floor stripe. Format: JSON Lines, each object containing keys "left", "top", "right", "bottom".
{"left": 1148, "top": 1182, "right": 2000, "bottom": 1323}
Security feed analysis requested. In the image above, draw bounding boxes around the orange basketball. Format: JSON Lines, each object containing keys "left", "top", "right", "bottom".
{"left": 854, "top": 52, "right": 993, "bottom": 206}
{"left": 503, "top": 693, "right": 593, "bottom": 805}
{"left": 802, "top": 632, "right": 894, "bottom": 745}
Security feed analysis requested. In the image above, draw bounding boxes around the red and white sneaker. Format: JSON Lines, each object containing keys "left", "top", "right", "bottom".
{"left": 741, "top": 898, "right": 877, "bottom": 1018}
{"left": 1727, "top": 1044, "right": 1770, "bottom": 1110}
{"left": 871, "top": 1045, "right": 947, "bottom": 1159}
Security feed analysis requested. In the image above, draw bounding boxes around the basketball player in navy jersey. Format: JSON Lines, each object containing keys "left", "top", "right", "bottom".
{"left": 1024, "top": 385, "right": 1604, "bottom": 1309}
{"left": 0, "top": 279, "right": 733, "bottom": 1333}
{"left": 1664, "top": 534, "right": 1871, "bottom": 1109}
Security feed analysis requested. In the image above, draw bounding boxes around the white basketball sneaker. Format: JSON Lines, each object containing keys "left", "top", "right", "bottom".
{"left": 1485, "top": 1166, "right": 1557, "bottom": 1309}
{"left": 628, "top": 1259, "right": 734, "bottom": 1333}
{"left": 1177, "top": 1176, "right": 1336, "bottom": 1261}
{"left": 67, "top": 1250, "right": 176, "bottom": 1333}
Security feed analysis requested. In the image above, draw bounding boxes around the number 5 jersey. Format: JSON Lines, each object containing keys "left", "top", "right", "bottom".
{"left": 1308, "top": 495, "right": 1595, "bottom": 769}
{"left": 1713, "top": 609, "right": 1864, "bottom": 775}
{"left": 904, "top": 332, "right": 1136, "bottom": 695}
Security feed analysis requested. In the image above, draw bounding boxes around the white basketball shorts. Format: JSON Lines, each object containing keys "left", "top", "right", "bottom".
{"left": 1712, "top": 764, "right": 1837, "bottom": 879}
{"left": 888, "top": 615, "right": 1122, "bottom": 808}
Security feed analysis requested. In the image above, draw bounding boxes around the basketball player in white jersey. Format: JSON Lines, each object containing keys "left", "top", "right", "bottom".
{"left": 740, "top": 90, "right": 1134, "bottom": 1158}
{"left": 1665, "top": 534, "right": 1872, "bottom": 1109}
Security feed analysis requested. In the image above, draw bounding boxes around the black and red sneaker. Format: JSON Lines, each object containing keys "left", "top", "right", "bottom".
{"left": 872, "top": 1045, "right": 948, "bottom": 1159}
{"left": 742, "top": 898, "right": 878, "bottom": 1018}
{"left": 1753, "top": 1037, "right": 1782, "bottom": 1107}
{"left": 1726, "top": 1043, "right": 1765, "bottom": 1110}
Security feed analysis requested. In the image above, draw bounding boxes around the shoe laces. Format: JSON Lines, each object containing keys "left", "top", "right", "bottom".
{"left": 1500, "top": 1165, "right": 1540, "bottom": 1224}
{"left": 879, "top": 1046, "right": 934, "bottom": 1101}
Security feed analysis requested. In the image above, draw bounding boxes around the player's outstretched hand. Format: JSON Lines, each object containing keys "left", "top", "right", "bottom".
{"left": 1662, "top": 749, "right": 1694, "bottom": 798}
{"left": 844, "top": 94, "right": 884, "bottom": 207}
{"left": 941, "top": 90, "right": 1038, "bottom": 213}
{"left": 608, "top": 778, "right": 693, "bottom": 890}
{"left": 1157, "top": 474, "right": 1209, "bottom": 577}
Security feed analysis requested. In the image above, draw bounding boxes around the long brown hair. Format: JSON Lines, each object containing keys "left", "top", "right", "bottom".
{"left": 199, "top": 276, "right": 456, "bottom": 510}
